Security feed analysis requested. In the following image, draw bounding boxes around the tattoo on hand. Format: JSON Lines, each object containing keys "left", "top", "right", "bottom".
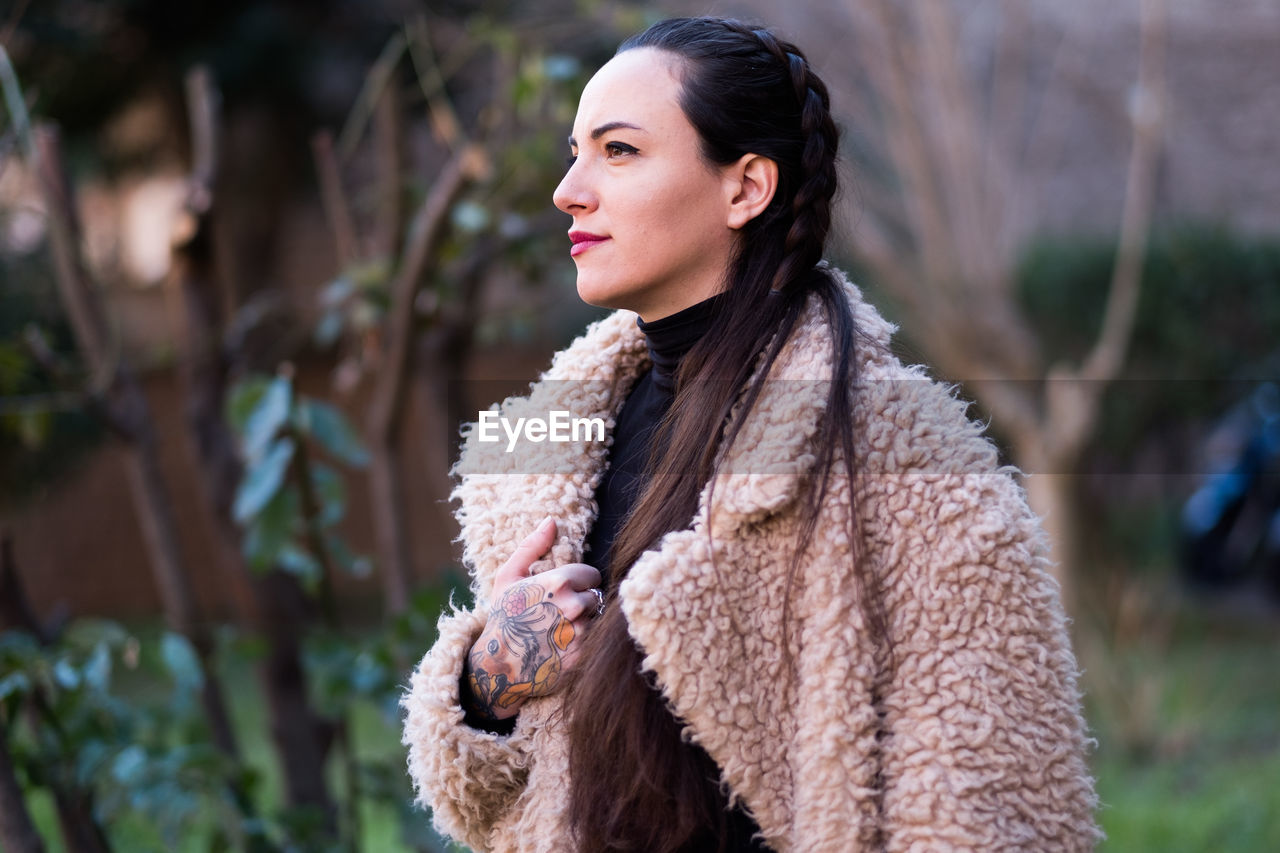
{"left": 464, "top": 581, "right": 575, "bottom": 719}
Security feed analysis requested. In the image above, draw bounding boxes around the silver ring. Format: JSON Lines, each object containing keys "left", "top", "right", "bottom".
{"left": 590, "top": 587, "right": 605, "bottom": 617}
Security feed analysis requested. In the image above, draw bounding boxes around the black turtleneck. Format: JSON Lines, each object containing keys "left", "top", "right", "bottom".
{"left": 583, "top": 290, "right": 727, "bottom": 579}
{"left": 582, "top": 290, "right": 773, "bottom": 853}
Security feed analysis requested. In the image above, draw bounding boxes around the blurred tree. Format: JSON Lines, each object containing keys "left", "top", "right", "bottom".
{"left": 2, "top": 1, "right": 635, "bottom": 848}
{"left": 0, "top": 257, "right": 103, "bottom": 509}
{"left": 3, "top": 39, "right": 245, "bottom": 780}
{"left": 1019, "top": 226, "right": 1280, "bottom": 585}
{"left": 307, "top": 12, "right": 597, "bottom": 614}
{"left": 162, "top": 16, "right": 613, "bottom": 832}
{"left": 836, "top": 0, "right": 1168, "bottom": 613}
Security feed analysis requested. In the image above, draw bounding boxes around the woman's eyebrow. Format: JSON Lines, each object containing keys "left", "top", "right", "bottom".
{"left": 567, "top": 121, "right": 645, "bottom": 147}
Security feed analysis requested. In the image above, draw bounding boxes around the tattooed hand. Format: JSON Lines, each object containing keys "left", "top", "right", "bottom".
{"left": 462, "top": 518, "right": 603, "bottom": 721}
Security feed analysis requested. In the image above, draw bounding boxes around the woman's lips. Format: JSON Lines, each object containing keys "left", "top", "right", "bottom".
{"left": 569, "top": 231, "right": 609, "bottom": 257}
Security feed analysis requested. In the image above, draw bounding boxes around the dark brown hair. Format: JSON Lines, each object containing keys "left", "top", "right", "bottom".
{"left": 563, "top": 17, "right": 894, "bottom": 852}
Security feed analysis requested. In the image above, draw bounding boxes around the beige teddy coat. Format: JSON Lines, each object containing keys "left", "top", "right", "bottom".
{"left": 402, "top": 272, "right": 1103, "bottom": 852}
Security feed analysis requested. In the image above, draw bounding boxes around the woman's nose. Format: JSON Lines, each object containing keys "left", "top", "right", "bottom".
{"left": 553, "top": 162, "right": 594, "bottom": 215}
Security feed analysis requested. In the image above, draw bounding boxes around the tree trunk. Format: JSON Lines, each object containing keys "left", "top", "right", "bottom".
{"left": 32, "top": 123, "right": 241, "bottom": 764}
{"left": 255, "top": 573, "right": 338, "bottom": 821}
{"left": 49, "top": 786, "right": 111, "bottom": 853}
{"left": 1024, "top": 471, "right": 1080, "bottom": 620}
{"left": 366, "top": 149, "right": 474, "bottom": 615}
{"left": 172, "top": 68, "right": 337, "bottom": 829}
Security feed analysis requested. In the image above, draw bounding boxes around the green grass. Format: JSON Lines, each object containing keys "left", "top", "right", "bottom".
{"left": 1095, "top": 744, "right": 1280, "bottom": 851}
{"left": 1081, "top": 586, "right": 1280, "bottom": 852}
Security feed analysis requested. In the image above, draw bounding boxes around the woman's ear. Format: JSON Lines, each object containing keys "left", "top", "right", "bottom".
{"left": 725, "top": 154, "right": 779, "bottom": 230}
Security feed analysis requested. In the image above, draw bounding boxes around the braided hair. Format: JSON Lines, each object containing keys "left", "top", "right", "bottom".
{"left": 562, "top": 17, "right": 891, "bottom": 852}
{"left": 631, "top": 17, "right": 840, "bottom": 294}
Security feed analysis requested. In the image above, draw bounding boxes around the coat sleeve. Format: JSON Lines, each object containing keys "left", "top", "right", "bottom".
{"left": 874, "top": 467, "right": 1104, "bottom": 852}
{"left": 401, "top": 605, "right": 534, "bottom": 852}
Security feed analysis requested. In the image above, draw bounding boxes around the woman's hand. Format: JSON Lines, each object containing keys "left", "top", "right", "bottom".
{"left": 462, "top": 517, "right": 603, "bottom": 721}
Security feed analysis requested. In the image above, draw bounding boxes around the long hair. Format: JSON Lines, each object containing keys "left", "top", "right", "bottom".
{"left": 562, "top": 17, "right": 894, "bottom": 852}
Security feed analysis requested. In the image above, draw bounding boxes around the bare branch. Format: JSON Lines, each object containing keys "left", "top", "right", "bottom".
{"left": 0, "top": 0, "right": 31, "bottom": 50}
{"left": 0, "top": 45, "right": 32, "bottom": 153}
{"left": 405, "top": 15, "right": 466, "bottom": 149}
{"left": 1079, "top": 0, "right": 1166, "bottom": 384}
{"left": 372, "top": 78, "right": 404, "bottom": 261}
{"left": 856, "top": 0, "right": 954, "bottom": 289}
{"left": 916, "top": 0, "right": 997, "bottom": 289}
{"left": 989, "top": 0, "right": 1031, "bottom": 174}
{"left": 32, "top": 129, "right": 115, "bottom": 389}
{"left": 311, "top": 130, "right": 360, "bottom": 269}
{"left": 366, "top": 144, "right": 475, "bottom": 615}
{"left": 184, "top": 67, "right": 219, "bottom": 194}
{"left": 335, "top": 31, "right": 407, "bottom": 160}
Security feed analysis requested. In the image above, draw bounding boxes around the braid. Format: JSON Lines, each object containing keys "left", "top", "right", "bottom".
{"left": 742, "top": 25, "right": 840, "bottom": 290}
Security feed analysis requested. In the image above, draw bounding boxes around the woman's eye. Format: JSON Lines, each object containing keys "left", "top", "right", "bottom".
{"left": 562, "top": 143, "right": 635, "bottom": 169}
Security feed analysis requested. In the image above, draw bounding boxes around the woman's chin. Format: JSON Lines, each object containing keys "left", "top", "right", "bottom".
{"left": 575, "top": 279, "right": 636, "bottom": 313}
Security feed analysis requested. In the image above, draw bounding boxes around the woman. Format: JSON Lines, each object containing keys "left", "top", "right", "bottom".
{"left": 403, "top": 16, "right": 1102, "bottom": 853}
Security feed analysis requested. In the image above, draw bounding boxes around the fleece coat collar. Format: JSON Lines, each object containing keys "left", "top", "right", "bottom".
{"left": 450, "top": 268, "right": 896, "bottom": 570}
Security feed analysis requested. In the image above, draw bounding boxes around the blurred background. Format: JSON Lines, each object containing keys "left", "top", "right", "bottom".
{"left": 1, "top": 0, "right": 1276, "bottom": 850}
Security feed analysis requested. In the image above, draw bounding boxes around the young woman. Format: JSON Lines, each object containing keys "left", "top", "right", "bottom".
{"left": 403, "top": 16, "right": 1102, "bottom": 853}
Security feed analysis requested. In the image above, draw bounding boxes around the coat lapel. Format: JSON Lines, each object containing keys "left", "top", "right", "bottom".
{"left": 451, "top": 270, "right": 895, "bottom": 595}
{"left": 449, "top": 308, "right": 649, "bottom": 593}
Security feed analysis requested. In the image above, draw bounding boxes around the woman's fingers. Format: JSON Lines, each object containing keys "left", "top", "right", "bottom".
{"left": 538, "top": 563, "right": 603, "bottom": 620}
{"left": 493, "top": 517, "right": 557, "bottom": 588}
{"left": 557, "top": 562, "right": 603, "bottom": 593}
{"left": 545, "top": 588, "right": 606, "bottom": 622}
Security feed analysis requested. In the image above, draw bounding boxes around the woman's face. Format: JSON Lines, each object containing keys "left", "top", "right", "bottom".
{"left": 553, "top": 48, "right": 739, "bottom": 322}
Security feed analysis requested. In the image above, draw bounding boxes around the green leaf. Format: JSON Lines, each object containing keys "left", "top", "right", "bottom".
{"left": 16, "top": 409, "right": 50, "bottom": 449}
{"left": 295, "top": 399, "right": 369, "bottom": 467}
{"left": 112, "top": 745, "right": 147, "bottom": 785}
{"left": 543, "top": 53, "right": 580, "bottom": 81}
{"left": 277, "top": 542, "right": 321, "bottom": 586}
{"left": 233, "top": 437, "right": 295, "bottom": 523}
{"left": 0, "top": 631, "right": 40, "bottom": 667}
{"left": 450, "top": 200, "right": 490, "bottom": 234}
{"left": 0, "top": 342, "right": 29, "bottom": 389}
{"left": 324, "top": 533, "right": 373, "bottom": 579}
{"left": 65, "top": 618, "right": 128, "bottom": 650}
{"left": 320, "top": 275, "right": 355, "bottom": 307}
{"left": 350, "top": 257, "right": 391, "bottom": 290}
{"left": 75, "top": 738, "right": 111, "bottom": 788}
{"left": 310, "top": 462, "right": 346, "bottom": 527}
{"left": 83, "top": 642, "right": 112, "bottom": 691}
{"left": 241, "top": 375, "right": 293, "bottom": 460}
{"left": 314, "top": 309, "right": 344, "bottom": 348}
{"left": 0, "top": 672, "right": 30, "bottom": 701}
{"left": 53, "top": 657, "right": 80, "bottom": 689}
{"left": 350, "top": 651, "right": 387, "bottom": 695}
{"left": 160, "top": 632, "right": 204, "bottom": 694}
{"left": 225, "top": 375, "right": 271, "bottom": 436}
{"left": 241, "top": 485, "right": 298, "bottom": 571}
